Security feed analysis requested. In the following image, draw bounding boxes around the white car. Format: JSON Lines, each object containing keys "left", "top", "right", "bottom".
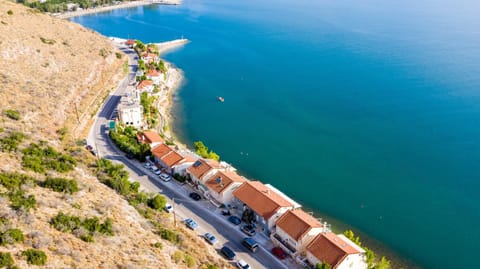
{"left": 236, "top": 259, "right": 250, "bottom": 269}
{"left": 151, "top": 166, "right": 159, "bottom": 172}
{"left": 143, "top": 162, "right": 152, "bottom": 168}
{"left": 159, "top": 173, "right": 171, "bottom": 182}
{"left": 163, "top": 203, "right": 173, "bottom": 213}
{"left": 154, "top": 170, "right": 162, "bottom": 175}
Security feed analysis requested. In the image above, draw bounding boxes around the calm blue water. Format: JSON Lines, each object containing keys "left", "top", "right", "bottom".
{"left": 72, "top": 0, "right": 480, "bottom": 267}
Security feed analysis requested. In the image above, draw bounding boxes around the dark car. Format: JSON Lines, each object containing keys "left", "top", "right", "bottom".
{"left": 189, "top": 192, "right": 201, "bottom": 201}
{"left": 220, "top": 246, "right": 236, "bottom": 260}
{"left": 242, "top": 237, "right": 259, "bottom": 253}
{"left": 272, "top": 246, "right": 287, "bottom": 260}
{"left": 228, "top": 215, "right": 241, "bottom": 225}
{"left": 241, "top": 224, "right": 256, "bottom": 236}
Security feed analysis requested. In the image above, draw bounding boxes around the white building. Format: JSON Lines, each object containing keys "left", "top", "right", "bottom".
{"left": 271, "top": 209, "right": 323, "bottom": 257}
{"left": 186, "top": 159, "right": 233, "bottom": 193}
{"left": 204, "top": 170, "right": 246, "bottom": 207}
{"left": 118, "top": 95, "right": 143, "bottom": 129}
{"left": 305, "top": 232, "right": 367, "bottom": 269}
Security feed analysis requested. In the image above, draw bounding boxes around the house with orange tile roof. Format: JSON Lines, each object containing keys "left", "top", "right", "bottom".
{"left": 151, "top": 143, "right": 192, "bottom": 174}
{"left": 271, "top": 209, "right": 323, "bottom": 257}
{"left": 137, "top": 80, "right": 154, "bottom": 93}
{"left": 204, "top": 171, "right": 246, "bottom": 207}
{"left": 125, "top": 39, "right": 135, "bottom": 48}
{"left": 145, "top": 69, "right": 164, "bottom": 85}
{"left": 232, "top": 181, "right": 300, "bottom": 233}
{"left": 141, "top": 52, "right": 159, "bottom": 63}
{"left": 186, "top": 159, "right": 232, "bottom": 193}
{"left": 305, "top": 232, "right": 367, "bottom": 269}
{"left": 136, "top": 131, "right": 164, "bottom": 149}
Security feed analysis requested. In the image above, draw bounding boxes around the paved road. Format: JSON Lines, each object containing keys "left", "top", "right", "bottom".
{"left": 87, "top": 42, "right": 297, "bottom": 269}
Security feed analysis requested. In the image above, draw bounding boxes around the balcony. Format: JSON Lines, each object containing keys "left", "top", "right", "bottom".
{"left": 272, "top": 233, "right": 297, "bottom": 254}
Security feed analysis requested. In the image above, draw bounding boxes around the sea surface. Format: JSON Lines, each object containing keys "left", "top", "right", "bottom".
{"left": 71, "top": 0, "right": 480, "bottom": 267}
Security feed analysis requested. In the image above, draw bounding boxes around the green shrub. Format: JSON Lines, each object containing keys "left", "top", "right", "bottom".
{"left": 39, "top": 37, "right": 55, "bottom": 45}
{"left": 22, "top": 249, "right": 47, "bottom": 266}
{"left": 50, "top": 212, "right": 113, "bottom": 241}
{"left": 109, "top": 126, "right": 151, "bottom": 162}
{"left": 184, "top": 254, "right": 196, "bottom": 267}
{"left": 95, "top": 158, "right": 138, "bottom": 196}
{"left": 115, "top": 52, "right": 123, "bottom": 59}
{"left": 159, "top": 228, "right": 179, "bottom": 243}
{"left": 129, "top": 191, "right": 149, "bottom": 206}
{"left": 22, "top": 143, "right": 76, "bottom": 173}
{"left": 0, "top": 131, "right": 25, "bottom": 152}
{"left": 0, "top": 229, "right": 24, "bottom": 245}
{"left": 171, "top": 250, "right": 183, "bottom": 263}
{"left": 3, "top": 109, "right": 20, "bottom": 120}
{"left": 8, "top": 191, "right": 36, "bottom": 211}
{"left": 56, "top": 127, "right": 68, "bottom": 141}
{"left": 193, "top": 141, "right": 220, "bottom": 161}
{"left": 0, "top": 172, "right": 35, "bottom": 191}
{"left": 148, "top": 194, "right": 166, "bottom": 210}
{"left": 0, "top": 252, "right": 14, "bottom": 267}
{"left": 43, "top": 177, "right": 78, "bottom": 194}
{"left": 173, "top": 173, "right": 187, "bottom": 183}
{"left": 7, "top": 10, "right": 13, "bottom": 15}
{"left": 153, "top": 242, "right": 163, "bottom": 249}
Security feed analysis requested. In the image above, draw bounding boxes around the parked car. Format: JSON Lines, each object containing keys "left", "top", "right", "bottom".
{"left": 163, "top": 203, "right": 173, "bottom": 213}
{"left": 159, "top": 173, "right": 171, "bottom": 182}
{"left": 189, "top": 192, "right": 201, "bottom": 201}
{"left": 203, "top": 233, "right": 218, "bottom": 245}
{"left": 220, "top": 246, "right": 236, "bottom": 260}
{"left": 242, "top": 237, "right": 258, "bottom": 253}
{"left": 154, "top": 169, "right": 162, "bottom": 175}
{"left": 271, "top": 247, "right": 287, "bottom": 260}
{"left": 241, "top": 224, "right": 256, "bottom": 236}
{"left": 126, "top": 152, "right": 134, "bottom": 159}
{"left": 151, "top": 166, "right": 159, "bottom": 172}
{"left": 184, "top": 218, "right": 198, "bottom": 230}
{"left": 228, "top": 215, "right": 241, "bottom": 225}
{"left": 143, "top": 162, "right": 152, "bottom": 168}
{"left": 236, "top": 259, "right": 251, "bottom": 269}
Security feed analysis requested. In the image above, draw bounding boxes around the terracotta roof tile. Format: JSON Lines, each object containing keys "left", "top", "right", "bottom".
{"left": 205, "top": 171, "right": 246, "bottom": 194}
{"left": 151, "top": 144, "right": 172, "bottom": 158}
{"left": 306, "top": 232, "right": 361, "bottom": 268}
{"left": 187, "top": 159, "right": 220, "bottom": 180}
{"left": 137, "top": 131, "right": 163, "bottom": 144}
{"left": 146, "top": 69, "right": 160, "bottom": 77}
{"left": 161, "top": 151, "right": 185, "bottom": 167}
{"left": 126, "top": 39, "right": 135, "bottom": 45}
{"left": 233, "top": 181, "right": 293, "bottom": 220}
{"left": 137, "top": 80, "right": 154, "bottom": 90}
{"left": 276, "top": 209, "right": 323, "bottom": 241}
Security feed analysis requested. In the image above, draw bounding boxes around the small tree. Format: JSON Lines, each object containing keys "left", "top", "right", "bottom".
{"left": 375, "top": 256, "right": 391, "bottom": 269}
{"left": 0, "top": 252, "right": 14, "bottom": 268}
{"left": 148, "top": 194, "right": 166, "bottom": 210}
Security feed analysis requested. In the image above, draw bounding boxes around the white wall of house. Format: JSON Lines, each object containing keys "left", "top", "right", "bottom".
{"left": 209, "top": 182, "right": 243, "bottom": 205}
{"left": 172, "top": 161, "right": 194, "bottom": 176}
{"left": 306, "top": 251, "right": 367, "bottom": 269}
{"left": 148, "top": 75, "right": 164, "bottom": 85}
{"left": 267, "top": 207, "right": 292, "bottom": 231}
{"left": 275, "top": 226, "right": 322, "bottom": 254}
{"left": 119, "top": 106, "right": 143, "bottom": 129}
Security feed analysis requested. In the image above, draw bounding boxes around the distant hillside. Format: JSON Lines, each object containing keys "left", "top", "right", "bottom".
{"left": 0, "top": 1, "right": 231, "bottom": 268}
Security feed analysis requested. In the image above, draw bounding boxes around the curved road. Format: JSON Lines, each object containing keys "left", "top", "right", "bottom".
{"left": 87, "top": 42, "right": 297, "bottom": 269}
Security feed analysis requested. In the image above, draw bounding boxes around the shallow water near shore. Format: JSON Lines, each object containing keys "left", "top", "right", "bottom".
{"left": 72, "top": 0, "right": 480, "bottom": 267}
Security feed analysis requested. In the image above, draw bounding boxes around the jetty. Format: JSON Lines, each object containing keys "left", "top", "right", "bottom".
{"left": 156, "top": 38, "right": 189, "bottom": 55}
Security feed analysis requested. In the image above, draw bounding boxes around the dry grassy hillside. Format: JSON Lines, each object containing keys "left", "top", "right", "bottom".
{"left": 0, "top": 0, "right": 122, "bottom": 141}
{"left": 0, "top": 2, "right": 232, "bottom": 268}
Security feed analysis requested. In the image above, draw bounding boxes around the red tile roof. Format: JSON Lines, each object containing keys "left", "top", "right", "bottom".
{"left": 126, "top": 39, "right": 135, "bottom": 45}
{"left": 137, "top": 80, "right": 154, "bottom": 90}
{"left": 276, "top": 209, "right": 323, "bottom": 241}
{"left": 187, "top": 159, "right": 220, "bottom": 180}
{"left": 146, "top": 69, "right": 161, "bottom": 77}
{"left": 161, "top": 151, "right": 185, "bottom": 167}
{"left": 137, "top": 131, "right": 163, "bottom": 145}
{"left": 306, "top": 232, "right": 361, "bottom": 268}
{"left": 205, "top": 171, "right": 246, "bottom": 194}
{"left": 233, "top": 181, "right": 293, "bottom": 220}
{"left": 151, "top": 144, "right": 172, "bottom": 159}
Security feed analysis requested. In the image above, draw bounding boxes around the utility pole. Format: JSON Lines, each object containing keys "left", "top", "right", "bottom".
{"left": 172, "top": 197, "right": 177, "bottom": 227}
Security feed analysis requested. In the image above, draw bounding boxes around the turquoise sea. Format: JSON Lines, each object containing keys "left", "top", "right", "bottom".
{"left": 72, "top": 0, "right": 480, "bottom": 267}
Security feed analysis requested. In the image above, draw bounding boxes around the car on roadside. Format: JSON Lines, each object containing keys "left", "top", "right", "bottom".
{"left": 163, "top": 203, "right": 173, "bottom": 213}
{"left": 241, "top": 224, "right": 256, "bottom": 236}
{"left": 236, "top": 259, "right": 251, "bottom": 269}
{"left": 242, "top": 237, "right": 258, "bottom": 253}
{"left": 189, "top": 192, "right": 201, "bottom": 201}
{"left": 228, "top": 215, "right": 241, "bottom": 225}
{"left": 159, "top": 173, "right": 171, "bottom": 182}
{"left": 271, "top": 246, "right": 287, "bottom": 260}
{"left": 203, "top": 233, "right": 218, "bottom": 245}
{"left": 184, "top": 218, "right": 198, "bottom": 230}
{"left": 154, "top": 169, "right": 162, "bottom": 175}
{"left": 220, "top": 246, "right": 236, "bottom": 260}
{"left": 143, "top": 162, "right": 152, "bottom": 168}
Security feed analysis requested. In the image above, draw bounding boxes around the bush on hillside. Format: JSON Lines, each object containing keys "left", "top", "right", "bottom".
{"left": 4, "top": 109, "right": 20, "bottom": 120}
{"left": 8, "top": 191, "right": 36, "bottom": 212}
{"left": 21, "top": 143, "right": 76, "bottom": 173}
{"left": 193, "top": 141, "right": 220, "bottom": 161}
{"left": 0, "top": 172, "right": 35, "bottom": 191}
{"left": 0, "top": 252, "right": 14, "bottom": 268}
{"left": 109, "top": 126, "right": 151, "bottom": 162}
{"left": 43, "top": 177, "right": 78, "bottom": 194}
{"left": 148, "top": 194, "right": 167, "bottom": 210}
{"left": 50, "top": 212, "right": 114, "bottom": 242}
{"left": 0, "top": 131, "right": 26, "bottom": 152}
{"left": 0, "top": 229, "right": 24, "bottom": 246}
{"left": 22, "top": 249, "right": 47, "bottom": 266}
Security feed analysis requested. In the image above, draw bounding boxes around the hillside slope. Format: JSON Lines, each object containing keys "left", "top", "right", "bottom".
{"left": 0, "top": 1, "right": 230, "bottom": 268}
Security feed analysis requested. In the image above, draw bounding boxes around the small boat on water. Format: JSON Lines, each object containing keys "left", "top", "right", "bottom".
{"left": 218, "top": 96, "right": 225, "bottom": 102}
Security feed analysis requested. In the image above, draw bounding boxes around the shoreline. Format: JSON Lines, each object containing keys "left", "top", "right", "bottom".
{"left": 55, "top": 0, "right": 181, "bottom": 19}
